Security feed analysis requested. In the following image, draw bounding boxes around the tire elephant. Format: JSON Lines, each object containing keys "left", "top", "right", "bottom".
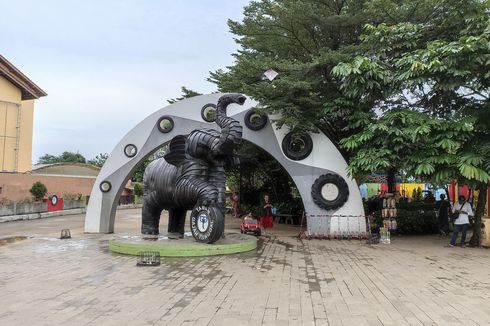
{"left": 141, "top": 93, "right": 246, "bottom": 243}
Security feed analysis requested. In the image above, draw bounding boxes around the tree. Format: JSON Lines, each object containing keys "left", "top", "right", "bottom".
{"left": 210, "top": 0, "right": 458, "bottom": 161}
{"left": 333, "top": 0, "right": 489, "bottom": 244}
{"left": 133, "top": 182, "right": 144, "bottom": 197}
{"left": 37, "top": 151, "right": 86, "bottom": 164}
{"left": 167, "top": 87, "right": 202, "bottom": 104}
{"left": 30, "top": 181, "right": 47, "bottom": 201}
{"left": 37, "top": 154, "right": 59, "bottom": 164}
{"left": 227, "top": 141, "right": 302, "bottom": 214}
{"left": 210, "top": 0, "right": 380, "bottom": 160}
{"left": 87, "top": 153, "right": 108, "bottom": 167}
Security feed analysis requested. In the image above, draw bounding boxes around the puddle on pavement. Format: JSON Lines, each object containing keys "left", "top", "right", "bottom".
{"left": 0, "top": 235, "right": 28, "bottom": 245}
{"left": 30, "top": 237, "right": 89, "bottom": 253}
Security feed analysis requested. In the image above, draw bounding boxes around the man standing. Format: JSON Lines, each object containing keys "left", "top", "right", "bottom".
{"left": 449, "top": 195, "right": 473, "bottom": 248}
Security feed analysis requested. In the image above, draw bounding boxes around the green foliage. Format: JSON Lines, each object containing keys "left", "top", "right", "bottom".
{"left": 334, "top": 1, "right": 489, "bottom": 245}
{"left": 333, "top": 0, "right": 490, "bottom": 185}
{"left": 167, "top": 87, "right": 202, "bottom": 104}
{"left": 38, "top": 151, "right": 86, "bottom": 164}
{"left": 395, "top": 209, "right": 438, "bottom": 234}
{"left": 29, "top": 181, "right": 47, "bottom": 201}
{"left": 210, "top": 0, "right": 386, "bottom": 157}
{"left": 87, "top": 153, "right": 108, "bottom": 167}
{"left": 374, "top": 202, "right": 438, "bottom": 234}
{"left": 133, "top": 182, "right": 144, "bottom": 197}
{"left": 227, "top": 141, "right": 302, "bottom": 214}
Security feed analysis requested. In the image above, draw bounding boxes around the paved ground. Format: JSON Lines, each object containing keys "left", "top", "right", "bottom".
{"left": 1, "top": 209, "right": 490, "bottom": 326}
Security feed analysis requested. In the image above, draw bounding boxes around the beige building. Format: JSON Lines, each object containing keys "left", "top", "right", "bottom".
{"left": 0, "top": 55, "right": 46, "bottom": 172}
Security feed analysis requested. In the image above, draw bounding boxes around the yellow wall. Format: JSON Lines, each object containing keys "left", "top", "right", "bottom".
{"left": 18, "top": 100, "right": 34, "bottom": 172}
{"left": 0, "top": 76, "right": 21, "bottom": 103}
{"left": 0, "top": 76, "right": 35, "bottom": 172}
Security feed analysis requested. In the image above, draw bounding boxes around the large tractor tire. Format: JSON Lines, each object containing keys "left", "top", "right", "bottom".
{"left": 190, "top": 204, "right": 224, "bottom": 243}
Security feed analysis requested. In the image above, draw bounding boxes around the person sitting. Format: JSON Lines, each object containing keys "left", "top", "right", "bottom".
{"left": 244, "top": 213, "right": 255, "bottom": 223}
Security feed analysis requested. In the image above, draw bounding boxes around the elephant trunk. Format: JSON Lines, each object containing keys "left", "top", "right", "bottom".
{"left": 215, "top": 94, "right": 245, "bottom": 152}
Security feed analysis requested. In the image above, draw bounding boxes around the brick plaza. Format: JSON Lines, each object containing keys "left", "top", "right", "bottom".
{"left": 1, "top": 209, "right": 489, "bottom": 325}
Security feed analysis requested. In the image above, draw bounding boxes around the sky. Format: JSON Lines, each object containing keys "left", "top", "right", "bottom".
{"left": 0, "top": 0, "right": 250, "bottom": 163}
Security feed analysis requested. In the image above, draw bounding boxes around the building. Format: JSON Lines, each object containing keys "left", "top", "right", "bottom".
{"left": 0, "top": 55, "right": 47, "bottom": 172}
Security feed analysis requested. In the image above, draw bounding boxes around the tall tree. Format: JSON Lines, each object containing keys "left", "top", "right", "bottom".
{"left": 210, "top": 0, "right": 456, "bottom": 162}
{"left": 87, "top": 153, "right": 108, "bottom": 167}
{"left": 167, "top": 87, "right": 202, "bottom": 104}
{"left": 333, "top": 0, "right": 489, "bottom": 244}
{"left": 210, "top": 0, "right": 377, "bottom": 159}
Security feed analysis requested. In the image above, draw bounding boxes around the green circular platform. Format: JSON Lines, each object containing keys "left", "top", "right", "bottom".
{"left": 109, "top": 232, "right": 257, "bottom": 257}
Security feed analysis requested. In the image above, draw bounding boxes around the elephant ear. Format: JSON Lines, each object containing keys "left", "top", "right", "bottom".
{"left": 164, "top": 135, "right": 187, "bottom": 166}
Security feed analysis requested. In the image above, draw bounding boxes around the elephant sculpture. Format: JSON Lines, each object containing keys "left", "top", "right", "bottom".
{"left": 141, "top": 93, "right": 246, "bottom": 243}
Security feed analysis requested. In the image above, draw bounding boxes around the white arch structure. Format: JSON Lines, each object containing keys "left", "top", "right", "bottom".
{"left": 84, "top": 94, "right": 365, "bottom": 236}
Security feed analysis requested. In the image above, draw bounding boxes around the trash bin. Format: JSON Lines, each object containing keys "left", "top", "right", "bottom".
{"left": 482, "top": 217, "right": 490, "bottom": 248}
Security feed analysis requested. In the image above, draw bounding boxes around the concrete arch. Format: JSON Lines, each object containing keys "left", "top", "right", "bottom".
{"left": 84, "top": 94, "right": 365, "bottom": 235}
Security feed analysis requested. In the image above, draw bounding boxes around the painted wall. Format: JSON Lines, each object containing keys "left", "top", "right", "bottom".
{"left": 0, "top": 76, "right": 37, "bottom": 172}
{"left": 18, "top": 99, "right": 34, "bottom": 172}
{"left": 0, "top": 76, "right": 21, "bottom": 102}
{"left": 0, "top": 173, "right": 96, "bottom": 201}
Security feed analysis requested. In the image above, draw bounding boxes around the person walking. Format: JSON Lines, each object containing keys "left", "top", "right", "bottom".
{"left": 437, "top": 194, "right": 451, "bottom": 236}
{"left": 449, "top": 195, "right": 473, "bottom": 248}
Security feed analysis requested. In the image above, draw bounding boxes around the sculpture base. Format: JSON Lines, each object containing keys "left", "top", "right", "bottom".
{"left": 109, "top": 232, "right": 257, "bottom": 257}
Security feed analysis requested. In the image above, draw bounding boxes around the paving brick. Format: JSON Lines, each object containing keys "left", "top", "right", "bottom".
{"left": 1, "top": 209, "right": 490, "bottom": 326}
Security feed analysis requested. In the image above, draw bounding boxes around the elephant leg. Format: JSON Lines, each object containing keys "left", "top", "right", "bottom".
{"left": 141, "top": 192, "right": 163, "bottom": 235}
{"left": 168, "top": 208, "right": 186, "bottom": 237}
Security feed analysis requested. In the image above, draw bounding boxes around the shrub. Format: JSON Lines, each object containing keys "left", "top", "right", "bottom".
{"left": 373, "top": 202, "right": 438, "bottom": 235}
{"left": 396, "top": 209, "right": 438, "bottom": 234}
{"left": 133, "top": 182, "right": 144, "bottom": 197}
{"left": 63, "top": 193, "right": 82, "bottom": 200}
{"left": 29, "top": 181, "right": 47, "bottom": 201}
{"left": 0, "top": 197, "right": 13, "bottom": 205}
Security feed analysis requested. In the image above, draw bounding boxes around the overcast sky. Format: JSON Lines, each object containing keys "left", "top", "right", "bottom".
{"left": 0, "top": 0, "right": 250, "bottom": 163}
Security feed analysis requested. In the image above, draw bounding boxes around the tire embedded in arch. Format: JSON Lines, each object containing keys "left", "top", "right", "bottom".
{"left": 282, "top": 132, "right": 313, "bottom": 161}
{"left": 244, "top": 109, "right": 268, "bottom": 131}
{"left": 190, "top": 204, "right": 224, "bottom": 243}
{"left": 311, "top": 173, "right": 349, "bottom": 210}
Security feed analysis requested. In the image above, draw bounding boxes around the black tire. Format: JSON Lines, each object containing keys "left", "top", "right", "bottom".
{"left": 50, "top": 195, "right": 58, "bottom": 206}
{"left": 157, "top": 116, "right": 174, "bottom": 133}
{"left": 311, "top": 173, "right": 349, "bottom": 210}
{"left": 190, "top": 204, "right": 224, "bottom": 243}
{"left": 256, "top": 230, "right": 261, "bottom": 237}
{"left": 244, "top": 109, "right": 268, "bottom": 131}
{"left": 282, "top": 132, "right": 313, "bottom": 161}
{"left": 201, "top": 104, "right": 217, "bottom": 122}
